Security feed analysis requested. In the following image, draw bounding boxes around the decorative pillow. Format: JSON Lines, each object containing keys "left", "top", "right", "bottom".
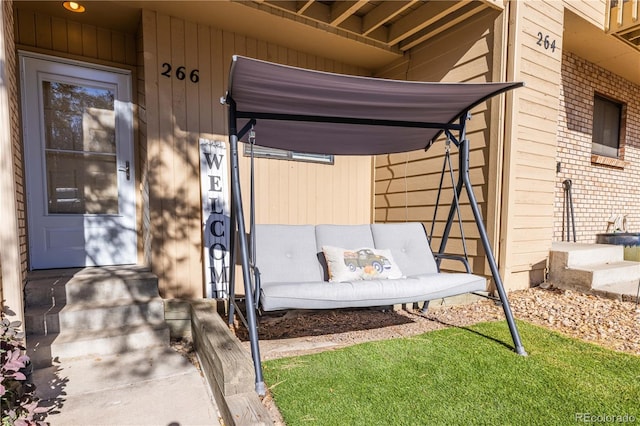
{"left": 322, "top": 246, "right": 404, "bottom": 282}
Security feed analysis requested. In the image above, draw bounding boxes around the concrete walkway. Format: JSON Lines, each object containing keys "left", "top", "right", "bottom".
{"left": 32, "top": 346, "right": 221, "bottom": 426}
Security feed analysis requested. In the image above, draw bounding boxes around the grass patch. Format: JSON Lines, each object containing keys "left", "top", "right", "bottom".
{"left": 264, "top": 321, "right": 640, "bottom": 425}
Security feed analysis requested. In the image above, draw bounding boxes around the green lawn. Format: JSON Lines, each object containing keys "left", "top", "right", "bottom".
{"left": 263, "top": 321, "right": 640, "bottom": 425}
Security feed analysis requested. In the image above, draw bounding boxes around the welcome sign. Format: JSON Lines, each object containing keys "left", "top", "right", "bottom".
{"left": 200, "top": 138, "right": 230, "bottom": 299}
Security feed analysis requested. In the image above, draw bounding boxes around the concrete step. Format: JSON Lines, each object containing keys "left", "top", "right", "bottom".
{"left": 25, "top": 267, "right": 159, "bottom": 307}
{"left": 555, "top": 261, "right": 640, "bottom": 289}
{"left": 549, "top": 240, "right": 640, "bottom": 296}
{"left": 27, "top": 323, "right": 170, "bottom": 369}
{"left": 25, "top": 298, "right": 166, "bottom": 335}
{"left": 592, "top": 280, "right": 640, "bottom": 302}
{"left": 550, "top": 242, "right": 624, "bottom": 269}
{"left": 25, "top": 267, "right": 171, "bottom": 367}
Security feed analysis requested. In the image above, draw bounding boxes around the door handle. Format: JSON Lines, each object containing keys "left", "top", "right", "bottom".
{"left": 118, "top": 161, "right": 130, "bottom": 180}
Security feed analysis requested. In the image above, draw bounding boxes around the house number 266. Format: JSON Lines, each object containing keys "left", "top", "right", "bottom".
{"left": 536, "top": 32, "right": 556, "bottom": 53}
{"left": 161, "top": 63, "right": 200, "bottom": 83}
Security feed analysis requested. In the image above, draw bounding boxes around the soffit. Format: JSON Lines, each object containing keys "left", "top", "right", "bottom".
{"left": 14, "top": 0, "right": 499, "bottom": 71}
{"left": 564, "top": 10, "right": 640, "bottom": 86}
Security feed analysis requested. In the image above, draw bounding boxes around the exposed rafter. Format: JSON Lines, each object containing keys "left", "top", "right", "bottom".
{"left": 251, "top": 0, "right": 494, "bottom": 54}
{"left": 362, "top": 1, "right": 418, "bottom": 36}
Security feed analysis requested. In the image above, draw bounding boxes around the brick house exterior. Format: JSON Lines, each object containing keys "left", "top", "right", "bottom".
{"left": 555, "top": 51, "right": 640, "bottom": 242}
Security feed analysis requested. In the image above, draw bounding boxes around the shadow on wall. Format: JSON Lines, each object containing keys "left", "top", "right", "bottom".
{"left": 373, "top": 9, "right": 503, "bottom": 281}
{"left": 530, "top": 259, "right": 547, "bottom": 286}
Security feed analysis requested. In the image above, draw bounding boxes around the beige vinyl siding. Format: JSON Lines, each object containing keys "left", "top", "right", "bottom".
{"left": 14, "top": 7, "right": 136, "bottom": 66}
{"left": 142, "top": 10, "right": 373, "bottom": 298}
{"left": 1, "top": 0, "right": 26, "bottom": 318}
{"left": 136, "top": 22, "right": 151, "bottom": 268}
{"left": 500, "top": 1, "right": 564, "bottom": 289}
{"left": 374, "top": 9, "right": 504, "bottom": 277}
{"left": 565, "top": 0, "right": 606, "bottom": 28}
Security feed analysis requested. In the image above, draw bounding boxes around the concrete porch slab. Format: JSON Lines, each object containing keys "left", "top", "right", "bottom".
{"left": 32, "top": 346, "right": 221, "bottom": 425}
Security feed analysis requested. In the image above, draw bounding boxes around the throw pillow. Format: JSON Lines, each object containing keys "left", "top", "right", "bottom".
{"left": 322, "top": 246, "right": 404, "bottom": 282}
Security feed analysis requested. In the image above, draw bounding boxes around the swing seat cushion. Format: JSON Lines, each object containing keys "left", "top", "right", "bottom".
{"left": 254, "top": 222, "right": 487, "bottom": 311}
{"left": 259, "top": 273, "right": 486, "bottom": 311}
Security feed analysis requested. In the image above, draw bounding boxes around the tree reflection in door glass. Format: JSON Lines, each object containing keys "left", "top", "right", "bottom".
{"left": 42, "top": 81, "right": 118, "bottom": 214}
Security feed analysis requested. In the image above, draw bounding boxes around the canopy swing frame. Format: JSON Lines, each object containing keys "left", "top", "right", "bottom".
{"left": 222, "top": 56, "right": 527, "bottom": 395}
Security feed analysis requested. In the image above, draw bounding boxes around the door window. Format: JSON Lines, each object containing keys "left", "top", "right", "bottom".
{"left": 42, "top": 81, "right": 118, "bottom": 214}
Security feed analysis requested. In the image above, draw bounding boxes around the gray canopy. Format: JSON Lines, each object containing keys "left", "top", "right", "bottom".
{"left": 227, "top": 55, "right": 523, "bottom": 155}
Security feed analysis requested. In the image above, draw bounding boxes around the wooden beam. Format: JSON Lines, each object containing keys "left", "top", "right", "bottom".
{"left": 479, "top": 0, "right": 505, "bottom": 12}
{"left": 330, "top": 1, "right": 368, "bottom": 26}
{"left": 296, "top": 0, "right": 315, "bottom": 15}
{"left": 262, "top": 0, "right": 298, "bottom": 14}
{"left": 399, "top": 3, "right": 486, "bottom": 51}
{"left": 299, "top": 1, "right": 331, "bottom": 23}
{"left": 362, "top": 1, "right": 417, "bottom": 36}
{"left": 624, "top": 27, "right": 640, "bottom": 42}
{"left": 387, "top": 0, "right": 470, "bottom": 46}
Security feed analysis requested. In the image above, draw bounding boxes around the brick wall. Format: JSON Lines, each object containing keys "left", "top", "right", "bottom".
{"left": 1, "top": 0, "right": 27, "bottom": 315}
{"left": 555, "top": 51, "right": 640, "bottom": 241}
{"left": 7, "top": 2, "right": 27, "bottom": 276}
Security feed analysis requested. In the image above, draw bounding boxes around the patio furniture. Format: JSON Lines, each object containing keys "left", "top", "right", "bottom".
{"left": 223, "top": 55, "right": 527, "bottom": 395}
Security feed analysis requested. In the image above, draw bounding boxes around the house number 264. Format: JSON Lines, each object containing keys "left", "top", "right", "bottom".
{"left": 536, "top": 32, "right": 556, "bottom": 53}
{"left": 161, "top": 63, "right": 200, "bottom": 83}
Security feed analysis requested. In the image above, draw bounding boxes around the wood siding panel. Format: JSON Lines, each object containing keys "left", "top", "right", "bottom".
{"left": 565, "top": 0, "right": 606, "bottom": 28}
{"left": 142, "top": 10, "right": 372, "bottom": 297}
{"left": 374, "top": 9, "right": 504, "bottom": 276}
{"left": 500, "top": 0, "right": 564, "bottom": 289}
{"left": 14, "top": 7, "right": 136, "bottom": 66}
{"left": 96, "top": 28, "right": 112, "bottom": 61}
{"left": 81, "top": 24, "right": 97, "bottom": 58}
{"left": 35, "top": 13, "right": 52, "bottom": 50}
{"left": 66, "top": 21, "right": 82, "bottom": 56}
{"left": 51, "top": 17, "right": 68, "bottom": 52}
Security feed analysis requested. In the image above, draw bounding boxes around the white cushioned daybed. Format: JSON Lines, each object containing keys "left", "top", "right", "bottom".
{"left": 254, "top": 222, "right": 486, "bottom": 311}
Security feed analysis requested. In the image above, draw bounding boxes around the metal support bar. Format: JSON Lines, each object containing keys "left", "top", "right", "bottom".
{"left": 435, "top": 118, "right": 468, "bottom": 268}
{"left": 227, "top": 101, "right": 267, "bottom": 396}
{"left": 227, "top": 181, "right": 237, "bottom": 326}
{"left": 459, "top": 136, "right": 527, "bottom": 356}
{"left": 562, "top": 179, "right": 576, "bottom": 242}
{"left": 435, "top": 162, "right": 464, "bottom": 267}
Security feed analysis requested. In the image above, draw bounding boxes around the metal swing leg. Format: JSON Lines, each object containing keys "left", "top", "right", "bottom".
{"left": 459, "top": 138, "right": 527, "bottom": 356}
{"left": 226, "top": 104, "right": 266, "bottom": 395}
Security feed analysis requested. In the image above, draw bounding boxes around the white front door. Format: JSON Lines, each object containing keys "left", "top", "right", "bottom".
{"left": 20, "top": 53, "right": 137, "bottom": 269}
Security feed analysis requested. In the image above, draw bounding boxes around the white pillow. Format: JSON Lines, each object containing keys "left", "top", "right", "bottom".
{"left": 322, "top": 246, "right": 404, "bottom": 282}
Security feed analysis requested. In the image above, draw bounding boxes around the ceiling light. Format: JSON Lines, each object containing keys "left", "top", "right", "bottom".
{"left": 63, "top": 1, "right": 85, "bottom": 13}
